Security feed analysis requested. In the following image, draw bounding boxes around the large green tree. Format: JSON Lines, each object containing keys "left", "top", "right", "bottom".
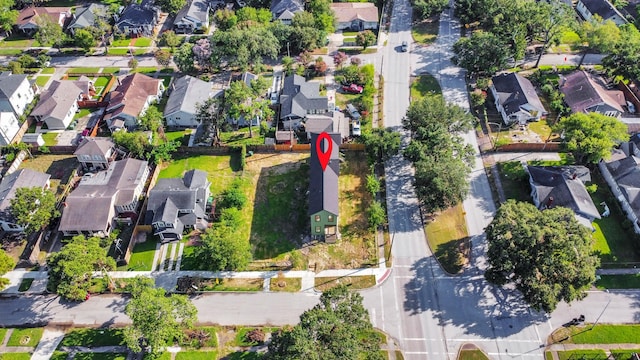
{"left": 173, "top": 42, "right": 195, "bottom": 73}
{"left": 555, "top": 112, "right": 629, "bottom": 164}
{"left": 125, "top": 286, "right": 197, "bottom": 357}
{"left": 485, "top": 200, "right": 600, "bottom": 313}
{"left": 0, "top": 0, "right": 18, "bottom": 34}
{"left": 412, "top": 0, "right": 448, "bottom": 20}
{"left": 403, "top": 96, "right": 475, "bottom": 212}
{"left": 211, "top": 25, "right": 279, "bottom": 70}
{"left": 47, "top": 235, "right": 116, "bottom": 301}
{"left": 0, "top": 249, "right": 15, "bottom": 290}
{"left": 361, "top": 128, "right": 401, "bottom": 165}
{"left": 577, "top": 17, "right": 621, "bottom": 67}
{"left": 452, "top": 31, "right": 509, "bottom": 76}
{"left": 355, "top": 30, "right": 377, "bottom": 50}
{"left": 266, "top": 285, "right": 383, "bottom": 360}
{"left": 34, "top": 16, "right": 65, "bottom": 47}
{"left": 112, "top": 131, "right": 150, "bottom": 159}
{"left": 10, "top": 187, "right": 59, "bottom": 235}
{"left": 531, "top": 0, "right": 576, "bottom": 68}
{"left": 74, "top": 29, "right": 96, "bottom": 52}
{"left": 602, "top": 24, "right": 640, "bottom": 81}
{"left": 155, "top": 0, "right": 186, "bottom": 14}
{"left": 193, "top": 210, "right": 252, "bottom": 271}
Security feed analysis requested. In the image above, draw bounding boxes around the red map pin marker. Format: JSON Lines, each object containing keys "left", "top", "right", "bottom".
{"left": 316, "top": 132, "right": 332, "bottom": 171}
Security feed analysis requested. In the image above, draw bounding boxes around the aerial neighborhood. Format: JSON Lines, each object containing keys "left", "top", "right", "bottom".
{"left": 0, "top": 0, "right": 640, "bottom": 358}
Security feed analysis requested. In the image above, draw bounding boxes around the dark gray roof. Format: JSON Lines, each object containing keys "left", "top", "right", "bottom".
{"left": 0, "top": 169, "right": 51, "bottom": 222}
{"left": 174, "top": 0, "right": 209, "bottom": 24}
{"left": 68, "top": 3, "right": 108, "bottom": 29}
{"left": 74, "top": 137, "right": 114, "bottom": 158}
{"left": 59, "top": 158, "right": 148, "bottom": 232}
{"left": 0, "top": 72, "right": 29, "bottom": 100}
{"left": 303, "top": 115, "right": 333, "bottom": 134}
{"left": 580, "top": 0, "right": 623, "bottom": 20}
{"left": 270, "top": 0, "right": 304, "bottom": 19}
{"left": 280, "top": 75, "right": 328, "bottom": 120}
{"left": 164, "top": 75, "right": 220, "bottom": 118}
{"left": 31, "top": 79, "right": 90, "bottom": 121}
{"left": 492, "top": 73, "right": 546, "bottom": 118}
{"left": 116, "top": 0, "right": 157, "bottom": 28}
{"left": 559, "top": 70, "right": 624, "bottom": 114}
{"left": 308, "top": 132, "right": 340, "bottom": 216}
{"left": 145, "top": 169, "right": 210, "bottom": 234}
{"left": 603, "top": 143, "right": 640, "bottom": 218}
{"left": 528, "top": 165, "right": 600, "bottom": 220}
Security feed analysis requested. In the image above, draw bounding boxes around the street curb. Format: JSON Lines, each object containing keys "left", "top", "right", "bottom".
{"left": 377, "top": 268, "right": 392, "bottom": 286}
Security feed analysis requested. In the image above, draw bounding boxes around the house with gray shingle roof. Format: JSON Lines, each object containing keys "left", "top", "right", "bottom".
{"left": 173, "top": 0, "right": 209, "bottom": 34}
{"left": 67, "top": 3, "right": 109, "bottom": 35}
{"left": 490, "top": 72, "right": 547, "bottom": 125}
{"left": 164, "top": 75, "right": 222, "bottom": 128}
{"left": 74, "top": 137, "right": 116, "bottom": 172}
{"left": 31, "top": 78, "right": 92, "bottom": 130}
{"left": 145, "top": 169, "right": 211, "bottom": 242}
{"left": 309, "top": 132, "right": 341, "bottom": 242}
{"left": 576, "top": 0, "right": 627, "bottom": 25}
{"left": 59, "top": 158, "right": 150, "bottom": 237}
{"left": 527, "top": 165, "right": 600, "bottom": 229}
{"left": 0, "top": 71, "right": 36, "bottom": 119}
{"left": 114, "top": 0, "right": 159, "bottom": 37}
{"left": 559, "top": 70, "right": 625, "bottom": 117}
{"left": 270, "top": 0, "right": 304, "bottom": 24}
{"left": 0, "top": 168, "right": 51, "bottom": 235}
{"left": 279, "top": 75, "right": 329, "bottom": 129}
{"left": 599, "top": 138, "right": 640, "bottom": 234}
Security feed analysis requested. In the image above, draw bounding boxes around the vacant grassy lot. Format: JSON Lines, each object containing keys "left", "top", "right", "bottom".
{"left": 163, "top": 130, "right": 190, "bottom": 146}
{"left": 595, "top": 274, "right": 640, "bottom": 289}
{"left": 159, "top": 154, "right": 239, "bottom": 196}
{"left": 412, "top": 17, "right": 439, "bottom": 45}
{"left": 7, "top": 328, "right": 44, "bottom": 347}
{"left": 425, "top": 204, "right": 469, "bottom": 274}
{"left": 411, "top": 74, "right": 441, "bottom": 100}
{"left": 60, "top": 328, "right": 125, "bottom": 347}
{"left": 18, "top": 154, "right": 77, "bottom": 196}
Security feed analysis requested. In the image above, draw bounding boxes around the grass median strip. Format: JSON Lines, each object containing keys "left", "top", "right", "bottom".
{"left": 269, "top": 277, "right": 301, "bottom": 292}
{"left": 314, "top": 275, "right": 376, "bottom": 291}
{"left": 7, "top": 328, "right": 44, "bottom": 347}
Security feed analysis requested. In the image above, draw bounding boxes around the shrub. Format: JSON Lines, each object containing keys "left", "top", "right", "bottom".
{"left": 218, "top": 180, "right": 247, "bottom": 210}
{"left": 245, "top": 328, "right": 265, "bottom": 343}
{"left": 586, "top": 183, "right": 598, "bottom": 194}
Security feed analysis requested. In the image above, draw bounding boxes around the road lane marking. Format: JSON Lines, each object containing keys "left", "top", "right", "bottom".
{"left": 371, "top": 308, "right": 376, "bottom": 327}
{"left": 379, "top": 286, "right": 385, "bottom": 331}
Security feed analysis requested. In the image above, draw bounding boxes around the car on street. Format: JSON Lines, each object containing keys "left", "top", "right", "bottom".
{"left": 401, "top": 41, "right": 408, "bottom": 52}
{"left": 342, "top": 83, "right": 364, "bottom": 94}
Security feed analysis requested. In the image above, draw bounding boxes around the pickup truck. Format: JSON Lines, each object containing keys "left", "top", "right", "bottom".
{"left": 342, "top": 84, "right": 364, "bottom": 94}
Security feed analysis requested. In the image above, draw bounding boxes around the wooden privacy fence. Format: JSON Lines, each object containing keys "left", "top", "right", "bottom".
{"left": 495, "top": 142, "right": 561, "bottom": 152}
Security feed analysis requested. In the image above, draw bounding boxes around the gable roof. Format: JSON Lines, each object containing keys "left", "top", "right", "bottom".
{"left": 59, "top": 158, "right": 148, "bottom": 232}
{"left": 303, "top": 114, "right": 333, "bottom": 134}
{"left": 0, "top": 169, "right": 51, "bottom": 221}
{"left": 330, "top": 2, "right": 379, "bottom": 23}
{"left": 491, "top": 72, "right": 546, "bottom": 117}
{"left": 68, "top": 3, "right": 108, "bottom": 29}
{"left": 145, "top": 169, "right": 210, "bottom": 229}
{"left": 116, "top": 0, "right": 157, "bottom": 27}
{"left": 30, "top": 79, "right": 90, "bottom": 120}
{"left": 270, "top": 0, "right": 304, "bottom": 20}
{"left": 280, "top": 75, "right": 328, "bottom": 119}
{"left": 308, "top": 132, "right": 340, "bottom": 216}
{"left": 16, "top": 6, "right": 70, "bottom": 28}
{"left": 0, "top": 72, "right": 30, "bottom": 100}
{"left": 175, "top": 0, "right": 209, "bottom": 24}
{"left": 106, "top": 73, "right": 161, "bottom": 119}
{"left": 164, "top": 75, "right": 221, "bottom": 117}
{"left": 559, "top": 70, "right": 625, "bottom": 114}
{"left": 528, "top": 165, "right": 600, "bottom": 220}
{"left": 580, "top": 0, "right": 625, "bottom": 21}
{"left": 603, "top": 141, "right": 640, "bottom": 220}
{"left": 74, "top": 137, "right": 115, "bottom": 158}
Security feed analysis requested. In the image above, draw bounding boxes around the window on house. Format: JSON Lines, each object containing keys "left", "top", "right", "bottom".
{"left": 315, "top": 226, "right": 321, "bottom": 233}
{"left": 315, "top": 215, "right": 320, "bottom": 222}
{"left": 327, "top": 215, "right": 334, "bottom": 222}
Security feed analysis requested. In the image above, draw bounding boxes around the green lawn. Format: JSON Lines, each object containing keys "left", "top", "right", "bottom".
{"left": 314, "top": 275, "right": 376, "bottom": 291}
{"left": 134, "top": 37, "right": 152, "bottom": 47}
{"left": 18, "top": 278, "right": 34, "bottom": 292}
{"left": 269, "top": 277, "right": 301, "bottom": 292}
{"left": 7, "top": 328, "right": 44, "bottom": 347}
{"left": 425, "top": 204, "right": 469, "bottom": 274}
{"left": 59, "top": 328, "right": 125, "bottom": 347}
{"left": 458, "top": 350, "right": 490, "bottom": 360}
{"left": 595, "top": 274, "right": 640, "bottom": 289}
{"left": 122, "top": 240, "right": 158, "bottom": 271}
{"left": 0, "top": 353, "right": 32, "bottom": 360}
{"left": 527, "top": 119, "right": 556, "bottom": 140}
{"left": 178, "top": 241, "right": 197, "bottom": 270}
{"left": 41, "top": 67, "right": 56, "bottom": 74}
{"left": 159, "top": 154, "right": 237, "bottom": 196}
{"left": 334, "top": 92, "right": 360, "bottom": 109}
{"left": 94, "top": 76, "right": 110, "bottom": 88}
{"left": 0, "top": 37, "right": 32, "bottom": 48}
{"left": 0, "top": 49, "right": 22, "bottom": 55}
{"left": 50, "top": 352, "right": 68, "bottom": 360}
{"left": 73, "top": 354, "right": 127, "bottom": 360}
{"left": 220, "top": 128, "right": 266, "bottom": 146}
{"left": 158, "top": 75, "right": 172, "bottom": 89}
{"left": 412, "top": 18, "right": 439, "bottom": 45}
{"left": 175, "top": 352, "right": 218, "bottom": 360}
{"left": 0, "top": 328, "right": 7, "bottom": 344}
{"left": 527, "top": 153, "right": 574, "bottom": 167}
{"left": 222, "top": 352, "right": 263, "bottom": 360}
{"left": 111, "top": 39, "right": 131, "bottom": 47}
{"left": 179, "top": 326, "right": 218, "bottom": 348}
{"left": 410, "top": 74, "right": 441, "bottom": 100}
{"left": 35, "top": 76, "right": 50, "bottom": 87}
{"left": 68, "top": 68, "right": 101, "bottom": 74}
{"left": 201, "top": 278, "right": 264, "bottom": 291}
{"left": 565, "top": 324, "right": 640, "bottom": 344}
{"left": 135, "top": 67, "right": 159, "bottom": 74}
{"left": 101, "top": 67, "right": 121, "bottom": 74}
{"left": 163, "top": 130, "right": 189, "bottom": 146}
{"left": 41, "top": 132, "right": 58, "bottom": 146}
{"left": 107, "top": 48, "right": 146, "bottom": 56}
{"left": 556, "top": 350, "right": 607, "bottom": 360}
{"left": 496, "top": 161, "right": 531, "bottom": 202}
{"left": 74, "top": 108, "right": 95, "bottom": 120}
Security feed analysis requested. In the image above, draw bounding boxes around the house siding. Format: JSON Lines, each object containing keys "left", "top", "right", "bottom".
{"left": 598, "top": 161, "right": 640, "bottom": 234}
{"left": 165, "top": 110, "right": 198, "bottom": 128}
{"left": 310, "top": 209, "right": 338, "bottom": 237}
{"left": 0, "top": 112, "right": 20, "bottom": 146}
{"left": 0, "top": 79, "right": 35, "bottom": 118}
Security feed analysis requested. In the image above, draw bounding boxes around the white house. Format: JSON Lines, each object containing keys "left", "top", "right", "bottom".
{"left": 490, "top": 72, "right": 547, "bottom": 125}
{"left": 164, "top": 75, "right": 222, "bottom": 128}
{"left": 173, "top": 0, "right": 209, "bottom": 34}
{"left": 0, "top": 112, "right": 20, "bottom": 146}
{"left": 0, "top": 72, "right": 36, "bottom": 118}
{"left": 30, "top": 78, "right": 92, "bottom": 130}
{"left": 576, "top": 0, "right": 627, "bottom": 26}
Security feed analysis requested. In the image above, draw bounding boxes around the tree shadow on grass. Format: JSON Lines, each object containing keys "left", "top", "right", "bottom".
{"left": 433, "top": 237, "right": 469, "bottom": 274}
